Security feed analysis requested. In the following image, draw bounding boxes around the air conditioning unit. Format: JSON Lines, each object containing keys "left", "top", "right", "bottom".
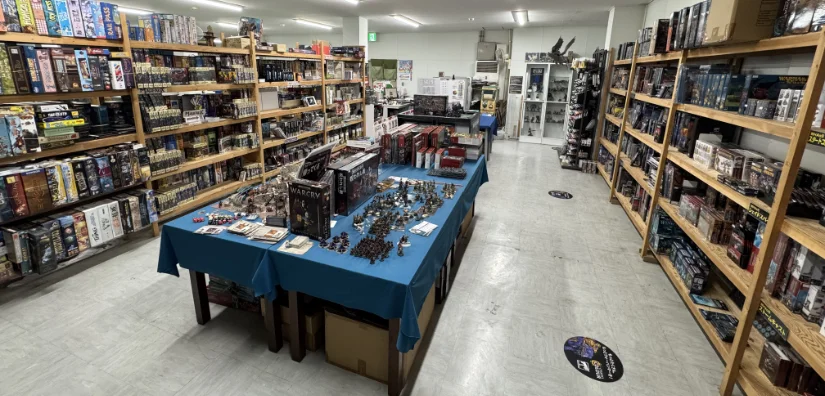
{"left": 474, "top": 61, "right": 500, "bottom": 82}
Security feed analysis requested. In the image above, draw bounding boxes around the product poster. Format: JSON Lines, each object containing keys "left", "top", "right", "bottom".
{"left": 398, "top": 60, "right": 413, "bottom": 81}
{"left": 564, "top": 336, "right": 623, "bottom": 382}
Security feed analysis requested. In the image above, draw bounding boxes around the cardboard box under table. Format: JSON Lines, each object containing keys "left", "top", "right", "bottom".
{"left": 266, "top": 157, "right": 489, "bottom": 396}
{"left": 325, "top": 285, "right": 435, "bottom": 383}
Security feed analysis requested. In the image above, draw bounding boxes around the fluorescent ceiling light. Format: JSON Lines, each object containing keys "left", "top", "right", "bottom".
{"left": 343, "top": 0, "right": 359, "bottom": 4}
{"left": 118, "top": 6, "right": 153, "bottom": 15}
{"left": 390, "top": 14, "right": 420, "bottom": 28}
{"left": 186, "top": 0, "right": 243, "bottom": 12}
{"left": 512, "top": 10, "right": 528, "bottom": 26}
{"left": 293, "top": 18, "right": 333, "bottom": 30}
{"left": 215, "top": 22, "right": 238, "bottom": 29}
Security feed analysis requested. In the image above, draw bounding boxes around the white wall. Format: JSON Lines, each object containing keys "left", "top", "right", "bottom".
{"left": 510, "top": 26, "right": 608, "bottom": 79}
{"left": 643, "top": 0, "right": 825, "bottom": 174}
{"left": 368, "top": 30, "right": 508, "bottom": 96}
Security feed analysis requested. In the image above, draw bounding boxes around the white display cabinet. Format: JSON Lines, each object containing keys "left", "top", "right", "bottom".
{"left": 518, "top": 62, "right": 572, "bottom": 145}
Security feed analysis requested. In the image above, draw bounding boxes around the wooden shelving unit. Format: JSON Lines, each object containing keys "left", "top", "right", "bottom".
{"left": 619, "top": 155, "right": 651, "bottom": 194}
{"left": 143, "top": 117, "right": 257, "bottom": 138}
{"left": 260, "top": 104, "right": 324, "bottom": 118}
{"left": 597, "top": 163, "right": 612, "bottom": 187}
{"left": 163, "top": 83, "right": 255, "bottom": 93}
{"left": 0, "top": 15, "right": 366, "bottom": 287}
{"left": 0, "top": 133, "right": 137, "bottom": 166}
{"left": 599, "top": 137, "right": 618, "bottom": 156}
{"left": 609, "top": 87, "right": 627, "bottom": 96}
{"left": 597, "top": 30, "right": 825, "bottom": 396}
{"left": 605, "top": 114, "right": 622, "bottom": 127}
{"left": 633, "top": 92, "right": 672, "bottom": 108}
{"left": 623, "top": 124, "right": 664, "bottom": 153}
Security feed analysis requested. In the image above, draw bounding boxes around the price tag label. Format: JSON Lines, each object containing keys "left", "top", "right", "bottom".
{"left": 810, "top": 130, "right": 825, "bottom": 147}
{"left": 285, "top": 136, "right": 298, "bottom": 143}
{"left": 287, "top": 82, "right": 299, "bottom": 88}
{"left": 757, "top": 301, "right": 789, "bottom": 341}
{"left": 748, "top": 203, "right": 770, "bottom": 223}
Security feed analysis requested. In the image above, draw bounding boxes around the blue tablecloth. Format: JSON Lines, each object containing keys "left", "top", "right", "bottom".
{"left": 157, "top": 157, "right": 489, "bottom": 352}
{"left": 267, "top": 157, "right": 487, "bottom": 352}
{"left": 157, "top": 206, "right": 280, "bottom": 301}
{"left": 480, "top": 114, "right": 497, "bottom": 136}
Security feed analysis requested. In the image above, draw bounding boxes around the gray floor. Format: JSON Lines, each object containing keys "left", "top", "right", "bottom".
{"left": 0, "top": 140, "right": 734, "bottom": 396}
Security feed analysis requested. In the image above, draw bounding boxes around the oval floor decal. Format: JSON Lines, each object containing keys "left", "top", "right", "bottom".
{"left": 564, "top": 336, "right": 623, "bottom": 382}
{"left": 548, "top": 190, "right": 573, "bottom": 199}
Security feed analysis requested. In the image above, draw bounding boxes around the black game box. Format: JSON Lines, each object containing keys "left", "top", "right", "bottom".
{"left": 288, "top": 179, "right": 331, "bottom": 241}
{"left": 332, "top": 153, "right": 379, "bottom": 216}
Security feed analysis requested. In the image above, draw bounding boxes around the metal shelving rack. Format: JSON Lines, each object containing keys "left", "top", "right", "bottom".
{"left": 596, "top": 31, "right": 825, "bottom": 395}
{"left": 0, "top": 13, "right": 366, "bottom": 240}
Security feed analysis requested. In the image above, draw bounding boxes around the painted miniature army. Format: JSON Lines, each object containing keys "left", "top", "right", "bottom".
{"left": 351, "top": 235, "right": 394, "bottom": 264}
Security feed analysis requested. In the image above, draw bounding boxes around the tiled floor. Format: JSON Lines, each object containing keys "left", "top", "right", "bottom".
{"left": 0, "top": 140, "right": 738, "bottom": 396}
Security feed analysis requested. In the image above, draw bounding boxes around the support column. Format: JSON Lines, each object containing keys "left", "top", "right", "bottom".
{"left": 604, "top": 5, "right": 646, "bottom": 50}
{"left": 342, "top": 17, "right": 368, "bottom": 57}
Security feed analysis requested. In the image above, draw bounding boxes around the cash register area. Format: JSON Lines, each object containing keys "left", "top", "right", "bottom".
{"left": 0, "top": 141, "right": 737, "bottom": 396}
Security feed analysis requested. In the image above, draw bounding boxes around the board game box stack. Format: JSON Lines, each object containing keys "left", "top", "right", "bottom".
{"left": 0, "top": 0, "right": 123, "bottom": 39}
{"left": 131, "top": 51, "right": 253, "bottom": 88}
{"left": 675, "top": 65, "right": 810, "bottom": 123}
{"left": 0, "top": 44, "right": 135, "bottom": 95}
{"left": 0, "top": 141, "right": 149, "bottom": 221}
{"left": 0, "top": 186, "right": 156, "bottom": 282}
{"left": 128, "top": 13, "right": 198, "bottom": 45}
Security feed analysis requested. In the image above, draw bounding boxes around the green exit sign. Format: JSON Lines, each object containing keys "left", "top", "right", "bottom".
{"left": 368, "top": 32, "right": 378, "bottom": 42}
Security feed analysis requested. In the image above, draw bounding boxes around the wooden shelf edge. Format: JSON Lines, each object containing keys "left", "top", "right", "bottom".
{"left": 623, "top": 125, "right": 664, "bottom": 153}
{"left": 738, "top": 336, "right": 798, "bottom": 396}
{"left": 260, "top": 105, "right": 323, "bottom": 118}
{"left": 675, "top": 103, "right": 795, "bottom": 139}
{"left": 688, "top": 33, "right": 820, "bottom": 59}
{"left": 609, "top": 87, "right": 628, "bottom": 96}
{"left": 633, "top": 92, "right": 673, "bottom": 108}
{"left": 0, "top": 90, "right": 129, "bottom": 103}
{"left": 262, "top": 131, "right": 324, "bottom": 149}
{"left": 158, "top": 179, "right": 258, "bottom": 222}
{"left": 257, "top": 51, "right": 322, "bottom": 60}
{"left": 257, "top": 80, "right": 323, "bottom": 88}
{"left": 605, "top": 114, "right": 622, "bottom": 128}
{"left": 131, "top": 41, "right": 249, "bottom": 54}
{"left": 614, "top": 59, "right": 632, "bottom": 66}
{"left": 655, "top": 252, "right": 734, "bottom": 362}
{"left": 619, "top": 155, "right": 651, "bottom": 195}
{"left": 667, "top": 151, "right": 771, "bottom": 212}
{"left": 760, "top": 293, "right": 825, "bottom": 378}
{"left": 614, "top": 191, "right": 647, "bottom": 235}
{"left": 0, "top": 133, "right": 137, "bottom": 166}
{"left": 161, "top": 83, "right": 254, "bottom": 93}
{"left": 324, "top": 79, "right": 363, "bottom": 85}
{"left": 326, "top": 118, "right": 363, "bottom": 132}
{"left": 635, "top": 52, "right": 682, "bottom": 64}
{"left": 149, "top": 148, "right": 258, "bottom": 181}
{"left": 0, "top": 32, "right": 124, "bottom": 47}
{"left": 599, "top": 137, "right": 618, "bottom": 156}
{"left": 782, "top": 217, "right": 825, "bottom": 265}
{"left": 263, "top": 168, "right": 281, "bottom": 179}
{"left": 658, "top": 200, "right": 752, "bottom": 293}
{"left": 145, "top": 117, "right": 256, "bottom": 138}
{"left": 597, "top": 163, "right": 612, "bottom": 188}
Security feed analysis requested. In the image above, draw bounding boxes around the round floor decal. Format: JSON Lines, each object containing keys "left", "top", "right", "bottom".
{"left": 564, "top": 336, "right": 623, "bottom": 382}
{"left": 548, "top": 190, "right": 573, "bottom": 199}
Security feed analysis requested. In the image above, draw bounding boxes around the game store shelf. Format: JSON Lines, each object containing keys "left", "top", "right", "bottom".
{"left": 598, "top": 23, "right": 825, "bottom": 395}
{"left": 144, "top": 117, "right": 257, "bottom": 138}
{"left": 674, "top": 104, "right": 795, "bottom": 139}
{"left": 0, "top": 134, "right": 138, "bottom": 166}
{"left": 623, "top": 124, "right": 663, "bottom": 153}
